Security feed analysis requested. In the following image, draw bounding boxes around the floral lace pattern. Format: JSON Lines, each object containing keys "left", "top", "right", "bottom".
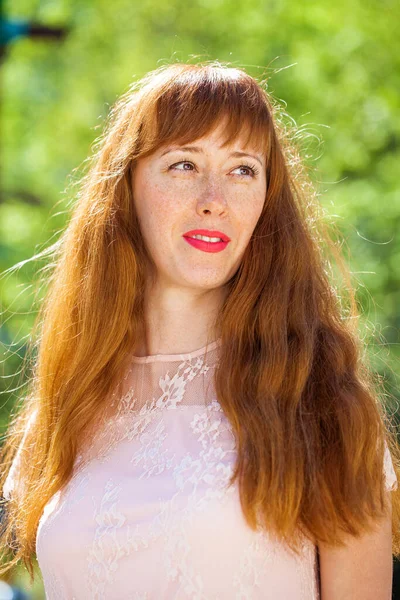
{"left": 12, "top": 339, "right": 396, "bottom": 598}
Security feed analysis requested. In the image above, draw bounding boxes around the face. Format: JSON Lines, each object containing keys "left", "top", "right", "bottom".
{"left": 131, "top": 121, "right": 267, "bottom": 294}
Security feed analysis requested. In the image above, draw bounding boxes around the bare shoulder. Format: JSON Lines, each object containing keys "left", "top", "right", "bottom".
{"left": 318, "top": 495, "right": 393, "bottom": 600}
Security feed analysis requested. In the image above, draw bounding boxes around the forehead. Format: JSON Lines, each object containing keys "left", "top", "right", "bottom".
{"left": 158, "top": 119, "right": 266, "bottom": 157}
{"left": 181, "top": 121, "right": 253, "bottom": 147}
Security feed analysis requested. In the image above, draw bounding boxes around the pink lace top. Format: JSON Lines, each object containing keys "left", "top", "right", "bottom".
{"left": 3, "top": 338, "right": 397, "bottom": 600}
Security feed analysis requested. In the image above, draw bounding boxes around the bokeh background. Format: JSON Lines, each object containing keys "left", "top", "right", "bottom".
{"left": 1, "top": 0, "right": 399, "bottom": 597}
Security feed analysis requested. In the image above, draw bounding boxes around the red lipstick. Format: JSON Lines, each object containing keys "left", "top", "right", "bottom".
{"left": 183, "top": 229, "right": 230, "bottom": 242}
{"left": 182, "top": 229, "right": 231, "bottom": 254}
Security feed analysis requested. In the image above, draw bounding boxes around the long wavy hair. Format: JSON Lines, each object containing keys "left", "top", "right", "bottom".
{"left": 1, "top": 60, "right": 399, "bottom": 580}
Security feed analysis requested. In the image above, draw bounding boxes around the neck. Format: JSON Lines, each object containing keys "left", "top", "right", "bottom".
{"left": 133, "top": 282, "right": 226, "bottom": 357}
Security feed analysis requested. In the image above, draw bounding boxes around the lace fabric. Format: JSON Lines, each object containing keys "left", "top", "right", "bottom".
{"left": 3, "top": 339, "right": 397, "bottom": 599}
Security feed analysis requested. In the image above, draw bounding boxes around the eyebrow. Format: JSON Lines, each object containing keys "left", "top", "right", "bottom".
{"left": 160, "top": 145, "right": 264, "bottom": 167}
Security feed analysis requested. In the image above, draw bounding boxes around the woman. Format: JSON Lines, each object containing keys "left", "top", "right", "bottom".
{"left": 0, "top": 61, "right": 399, "bottom": 599}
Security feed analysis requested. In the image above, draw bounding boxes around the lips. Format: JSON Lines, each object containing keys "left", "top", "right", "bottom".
{"left": 183, "top": 229, "right": 230, "bottom": 242}
{"left": 183, "top": 236, "right": 229, "bottom": 253}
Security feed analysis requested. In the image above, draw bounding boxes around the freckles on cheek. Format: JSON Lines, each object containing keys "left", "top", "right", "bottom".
{"left": 233, "top": 192, "right": 264, "bottom": 237}
{"left": 144, "top": 182, "right": 183, "bottom": 235}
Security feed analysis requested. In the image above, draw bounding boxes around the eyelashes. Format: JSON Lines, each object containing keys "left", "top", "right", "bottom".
{"left": 168, "top": 158, "right": 260, "bottom": 178}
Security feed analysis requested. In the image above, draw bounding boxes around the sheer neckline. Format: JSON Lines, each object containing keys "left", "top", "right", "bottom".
{"left": 131, "top": 337, "right": 222, "bottom": 364}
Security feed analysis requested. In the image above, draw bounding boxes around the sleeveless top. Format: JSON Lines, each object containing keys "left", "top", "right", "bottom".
{"left": 3, "top": 338, "right": 398, "bottom": 599}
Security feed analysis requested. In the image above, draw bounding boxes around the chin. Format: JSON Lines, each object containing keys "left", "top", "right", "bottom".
{"left": 185, "top": 274, "right": 230, "bottom": 290}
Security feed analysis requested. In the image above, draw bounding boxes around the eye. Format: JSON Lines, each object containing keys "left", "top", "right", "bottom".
{"left": 169, "top": 159, "right": 196, "bottom": 172}
{"left": 231, "top": 163, "right": 259, "bottom": 178}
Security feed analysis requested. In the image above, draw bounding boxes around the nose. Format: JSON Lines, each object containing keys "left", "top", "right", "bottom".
{"left": 196, "top": 176, "right": 228, "bottom": 215}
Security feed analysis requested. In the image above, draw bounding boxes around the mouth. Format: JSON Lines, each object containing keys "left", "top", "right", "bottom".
{"left": 182, "top": 229, "right": 231, "bottom": 243}
{"left": 183, "top": 236, "right": 229, "bottom": 253}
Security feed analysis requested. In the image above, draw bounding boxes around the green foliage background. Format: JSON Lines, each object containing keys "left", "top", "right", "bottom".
{"left": 1, "top": 0, "right": 399, "bottom": 596}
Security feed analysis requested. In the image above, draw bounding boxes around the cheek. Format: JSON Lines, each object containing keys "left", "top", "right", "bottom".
{"left": 136, "top": 180, "right": 183, "bottom": 239}
{"left": 233, "top": 189, "right": 265, "bottom": 235}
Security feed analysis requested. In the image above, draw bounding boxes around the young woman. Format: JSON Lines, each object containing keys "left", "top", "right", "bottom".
{"left": 1, "top": 61, "right": 399, "bottom": 599}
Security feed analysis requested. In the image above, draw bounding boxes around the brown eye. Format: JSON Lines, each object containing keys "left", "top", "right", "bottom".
{"left": 169, "top": 160, "right": 195, "bottom": 172}
{"left": 232, "top": 164, "right": 259, "bottom": 177}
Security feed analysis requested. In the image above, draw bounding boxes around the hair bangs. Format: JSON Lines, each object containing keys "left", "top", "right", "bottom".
{"left": 136, "top": 65, "right": 272, "bottom": 159}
